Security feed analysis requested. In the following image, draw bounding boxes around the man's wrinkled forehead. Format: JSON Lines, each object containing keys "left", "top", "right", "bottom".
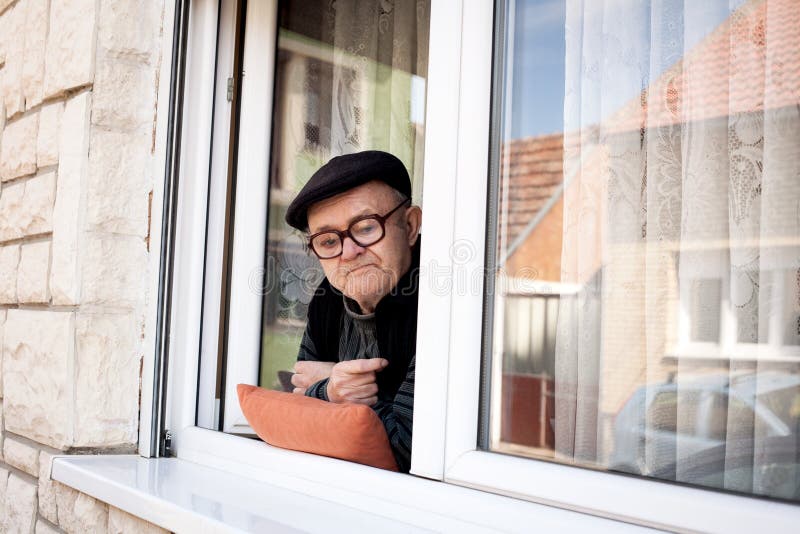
{"left": 306, "top": 181, "right": 397, "bottom": 233}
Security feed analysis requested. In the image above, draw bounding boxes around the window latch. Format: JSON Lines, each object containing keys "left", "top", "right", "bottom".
{"left": 226, "top": 77, "right": 234, "bottom": 102}
{"left": 161, "top": 430, "right": 173, "bottom": 457}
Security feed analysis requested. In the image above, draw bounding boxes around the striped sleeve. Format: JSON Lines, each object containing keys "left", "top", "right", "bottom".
{"left": 372, "top": 355, "right": 415, "bottom": 473}
{"left": 297, "top": 324, "right": 331, "bottom": 401}
{"left": 296, "top": 325, "right": 319, "bottom": 362}
{"left": 305, "top": 378, "right": 329, "bottom": 401}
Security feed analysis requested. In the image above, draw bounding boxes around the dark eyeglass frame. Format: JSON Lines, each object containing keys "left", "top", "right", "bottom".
{"left": 307, "top": 198, "right": 411, "bottom": 259}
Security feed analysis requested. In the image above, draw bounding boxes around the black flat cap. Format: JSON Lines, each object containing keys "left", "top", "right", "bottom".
{"left": 285, "top": 150, "right": 412, "bottom": 230}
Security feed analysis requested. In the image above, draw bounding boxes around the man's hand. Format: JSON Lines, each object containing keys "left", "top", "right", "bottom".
{"left": 326, "top": 358, "right": 388, "bottom": 406}
{"left": 291, "top": 361, "right": 335, "bottom": 395}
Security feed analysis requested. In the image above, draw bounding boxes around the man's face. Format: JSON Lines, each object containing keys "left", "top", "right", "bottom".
{"left": 307, "top": 181, "right": 421, "bottom": 313}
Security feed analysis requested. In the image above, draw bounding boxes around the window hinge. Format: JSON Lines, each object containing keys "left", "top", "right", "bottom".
{"left": 161, "top": 429, "right": 173, "bottom": 457}
{"left": 226, "top": 77, "right": 234, "bottom": 102}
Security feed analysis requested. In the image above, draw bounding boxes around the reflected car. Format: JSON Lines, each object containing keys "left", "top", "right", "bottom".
{"left": 609, "top": 371, "right": 800, "bottom": 489}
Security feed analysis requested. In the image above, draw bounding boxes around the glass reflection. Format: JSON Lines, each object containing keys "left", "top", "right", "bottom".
{"left": 259, "top": 1, "right": 430, "bottom": 390}
{"left": 489, "top": 0, "right": 800, "bottom": 502}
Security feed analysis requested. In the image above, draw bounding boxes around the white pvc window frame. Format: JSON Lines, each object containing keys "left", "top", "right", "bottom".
{"left": 165, "top": 0, "right": 224, "bottom": 452}
{"left": 411, "top": 1, "right": 800, "bottom": 533}
{"left": 161, "top": 0, "right": 800, "bottom": 532}
{"left": 218, "top": 0, "right": 277, "bottom": 434}
{"left": 167, "top": 0, "right": 277, "bottom": 438}
{"left": 195, "top": 0, "right": 240, "bottom": 431}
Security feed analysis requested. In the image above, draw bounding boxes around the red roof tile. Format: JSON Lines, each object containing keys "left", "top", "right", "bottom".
{"left": 609, "top": 0, "right": 799, "bottom": 132}
{"left": 500, "top": 0, "right": 798, "bottom": 277}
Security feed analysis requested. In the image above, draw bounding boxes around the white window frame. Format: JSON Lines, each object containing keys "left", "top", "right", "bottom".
{"left": 169, "top": 0, "right": 277, "bottom": 438}
{"left": 673, "top": 271, "right": 800, "bottom": 364}
{"left": 218, "top": 0, "right": 278, "bottom": 434}
{"left": 414, "top": 1, "right": 800, "bottom": 532}
{"left": 195, "top": 0, "right": 241, "bottom": 431}
{"left": 165, "top": 0, "right": 224, "bottom": 453}
{"left": 160, "top": 0, "right": 800, "bottom": 531}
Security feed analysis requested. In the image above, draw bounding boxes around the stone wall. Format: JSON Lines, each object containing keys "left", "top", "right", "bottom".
{"left": 0, "top": 0, "right": 168, "bottom": 531}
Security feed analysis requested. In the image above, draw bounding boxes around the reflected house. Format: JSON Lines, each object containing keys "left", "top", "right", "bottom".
{"left": 496, "top": 132, "right": 567, "bottom": 451}
{"left": 497, "top": 0, "right": 800, "bottom": 458}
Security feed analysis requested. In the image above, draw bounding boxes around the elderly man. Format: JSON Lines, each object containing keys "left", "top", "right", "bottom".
{"left": 284, "top": 150, "right": 422, "bottom": 473}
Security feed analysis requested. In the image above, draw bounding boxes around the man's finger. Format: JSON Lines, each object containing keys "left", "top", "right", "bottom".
{"left": 337, "top": 358, "right": 388, "bottom": 374}
{"left": 292, "top": 387, "right": 306, "bottom": 395}
{"left": 343, "top": 371, "right": 376, "bottom": 387}
{"left": 290, "top": 374, "right": 306, "bottom": 388}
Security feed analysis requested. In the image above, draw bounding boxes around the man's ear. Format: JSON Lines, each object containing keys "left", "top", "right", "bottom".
{"left": 404, "top": 206, "right": 422, "bottom": 246}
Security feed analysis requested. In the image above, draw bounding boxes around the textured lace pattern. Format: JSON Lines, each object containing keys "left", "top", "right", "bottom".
{"left": 546, "top": 0, "right": 800, "bottom": 500}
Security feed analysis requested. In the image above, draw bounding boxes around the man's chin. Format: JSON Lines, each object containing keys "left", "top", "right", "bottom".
{"left": 343, "top": 276, "right": 395, "bottom": 305}
{"left": 347, "top": 263, "right": 378, "bottom": 274}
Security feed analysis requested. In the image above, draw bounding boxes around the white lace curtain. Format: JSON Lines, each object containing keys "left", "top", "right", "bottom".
{"left": 555, "top": 0, "right": 799, "bottom": 499}
{"left": 274, "top": 0, "right": 429, "bottom": 201}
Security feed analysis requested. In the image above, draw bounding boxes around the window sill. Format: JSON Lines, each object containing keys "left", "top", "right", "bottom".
{"left": 52, "top": 429, "right": 645, "bottom": 533}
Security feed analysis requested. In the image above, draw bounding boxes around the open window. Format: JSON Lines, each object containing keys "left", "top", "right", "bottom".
{"left": 184, "top": 0, "right": 431, "bottom": 436}
{"left": 157, "top": 0, "right": 800, "bottom": 530}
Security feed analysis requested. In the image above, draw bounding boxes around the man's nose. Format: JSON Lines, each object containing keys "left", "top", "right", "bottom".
{"left": 341, "top": 236, "right": 365, "bottom": 260}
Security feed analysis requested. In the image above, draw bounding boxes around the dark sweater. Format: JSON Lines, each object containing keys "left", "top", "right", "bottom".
{"left": 297, "top": 241, "right": 420, "bottom": 472}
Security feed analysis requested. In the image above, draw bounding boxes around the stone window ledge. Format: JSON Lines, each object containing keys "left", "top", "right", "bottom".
{"left": 52, "top": 450, "right": 638, "bottom": 532}
{"left": 51, "top": 455, "right": 419, "bottom": 533}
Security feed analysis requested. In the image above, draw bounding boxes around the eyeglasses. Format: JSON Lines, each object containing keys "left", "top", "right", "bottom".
{"left": 307, "top": 198, "right": 410, "bottom": 259}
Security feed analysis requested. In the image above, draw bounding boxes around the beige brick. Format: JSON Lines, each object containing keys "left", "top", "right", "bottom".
{"left": 0, "top": 112, "right": 38, "bottom": 181}
{"left": 51, "top": 92, "right": 91, "bottom": 305}
{"left": 0, "top": 179, "right": 24, "bottom": 241}
{"left": 55, "top": 482, "right": 108, "bottom": 534}
{"left": 74, "top": 312, "right": 140, "bottom": 447}
{"left": 38, "top": 451, "right": 58, "bottom": 524}
{"left": 108, "top": 506, "right": 169, "bottom": 534}
{"left": 0, "top": 98, "right": 4, "bottom": 153}
{"left": 44, "top": 0, "right": 96, "bottom": 98}
{"left": 0, "top": 467, "right": 8, "bottom": 527}
{"left": 3, "top": 436, "right": 40, "bottom": 476}
{"left": 18, "top": 240, "right": 50, "bottom": 303}
{"left": 82, "top": 234, "right": 147, "bottom": 307}
{"left": 4, "top": 474, "right": 37, "bottom": 533}
{"left": 98, "top": 0, "right": 158, "bottom": 60}
{"left": 0, "top": 2, "right": 25, "bottom": 117}
{"left": 87, "top": 129, "right": 151, "bottom": 236}
{"left": 37, "top": 102, "right": 63, "bottom": 167}
{"left": 0, "top": 309, "right": 6, "bottom": 396}
{"left": 3, "top": 309, "right": 74, "bottom": 449}
{"left": 0, "top": 171, "right": 56, "bottom": 243}
{"left": 27, "top": 169, "right": 56, "bottom": 231}
{"left": 22, "top": 0, "right": 48, "bottom": 108}
{"left": 93, "top": 59, "right": 156, "bottom": 131}
{"left": 0, "top": 172, "right": 56, "bottom": 241}
{"left": 35, "top": 519, "right": 61, "bottom": 534}
{"left": 0, "top": 244, "right": 19, "bottom": 303}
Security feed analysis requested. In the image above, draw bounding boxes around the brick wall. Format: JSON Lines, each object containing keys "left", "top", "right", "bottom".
{"left": 0, "top": 0, "right": 169, "bottom": 532}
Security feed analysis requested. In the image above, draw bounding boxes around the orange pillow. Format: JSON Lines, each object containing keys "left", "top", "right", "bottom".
{"left": 237, "top": 384, "right": 399, "bottom": 471}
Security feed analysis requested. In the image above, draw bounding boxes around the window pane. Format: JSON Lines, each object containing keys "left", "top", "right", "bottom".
{"left": 259, "top": 1, "right": 430, "bottom": 390}
{"left": 486, "top": 0, "right": 800, "bottom": 502}
{"left": 689, "top": 279, "right": 722, "bottom": 343}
